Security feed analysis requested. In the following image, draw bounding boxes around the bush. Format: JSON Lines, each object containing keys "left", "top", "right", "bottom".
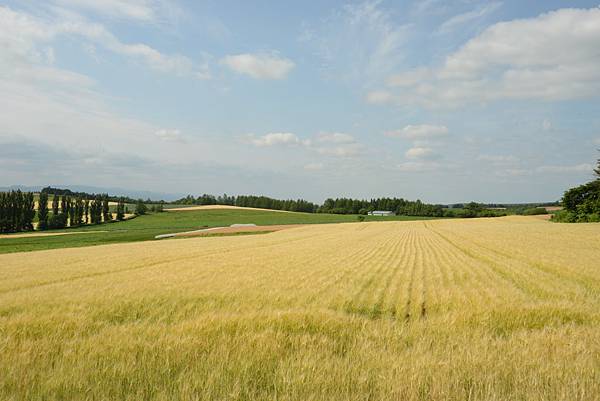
{"left": 522, "top": 207, "right": 548, "bottom": 216}
{"left": 48, "top": 213, "right": 68, "bottom": 229}
{"left": 551, "top": 210, "right": 577, "bottom": 223}
{"left": 135, "top": 200, "right": 147, "bottom": 216}
{"left": 357, "top": 215, "right": 365, "bottom": 222}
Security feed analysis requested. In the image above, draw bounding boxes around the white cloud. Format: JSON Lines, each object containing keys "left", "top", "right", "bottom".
{"left": 312, "top": 133, "right": 363, "bottom": 157}
{"left": 477, "top": 154, "right": 519, "bottom": 164}
{"left": 0, "top": 6, "right": 209, "bottom": 79}
{"left": 542, "top": 119, "right": 552, "bottom": 131}
{"left": 248, "top": 131, "right": 363, "bottom": 158}
{"left": 301, "top": 0, "right": 408, "bottom": 86}
{"left": 387, "top": 67, "right": 431, "bottom": 87}
{"left": 497, "top": 168, "right": 529, "bottom": 177}
{"left": 378, "top": 7, "right": 600, "bottom": 107}
{"left": 385, "top": 124, "right": 448, "bottom": 140}
{"left": 437, "top": 2, "right": 502, "bottom": 33}
{"left": 536, "top": 164, "right": 594, "bottom": 173}
{"left": 316, "top": 143, "right": 363, "bottom": 157}
{"left": 405, "top": 146, "right": 435, "bottom": 159}
{"left": 54, "top": 0, "right": 160, "bottom": 22}
{"left": 315, "top": 132, "right": 355, "bottom": 144}
{"left": 366, "top": 90, "right": 394, "bottom": 104}
{"left": 221, "top": 53, "right": 294, "bottom": 80}
{"left": 155, "top": 129, "right": 184, "bottom": 143}
{"left": 396, "top": 161, "right": 438, "bottom": 172}
{"left": 249, "top": 132, "right": 302, "bottom": 147}
{"left": 304, "top": 162, "right": 324, "bottom": 171}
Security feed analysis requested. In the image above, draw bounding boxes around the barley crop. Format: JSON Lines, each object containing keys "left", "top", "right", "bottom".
{"left": 1, "top": 217, "right": 599, "bottom": 400}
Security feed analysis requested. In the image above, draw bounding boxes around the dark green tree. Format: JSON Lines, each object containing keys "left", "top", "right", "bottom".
{"left": 61, "top": 196, "right": 68, "bottom": 215}
{"left": 102, "top": 195, "right": 111, "bottom": 222}
{"left": 68, "top": 198, "right": 75, "bottom": 227}
{"left": 22, "top": 192, "right": 35, "bottom": 231}
{"left": 135, "top": 199, "right": 147, "bottom": 215}
{"left": 90, "top": 196, "right": 102, "bottom": 224}
{"left": 52, "top": 193, "right": 59, "bottom": 216}
{"left": 84, "top": 199, "right": 89, "bottom": 224}
{"left": 38, "top": 192, "right": 49, "bottom": 230}
{"left": 116, "top": 197, "right": 125, "bottom": 221}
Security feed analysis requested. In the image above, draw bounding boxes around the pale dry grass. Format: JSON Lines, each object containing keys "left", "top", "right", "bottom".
{"left": 0, "top": 230, "right": 107, "bottom": 239}
{"left": 167, "top": 204, "right": 294, "bottom": 212}
{"left": 0, "top": 217, "right": 599, "bottom": 400}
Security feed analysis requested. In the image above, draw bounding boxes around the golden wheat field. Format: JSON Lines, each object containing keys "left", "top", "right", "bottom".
{"left": 1, "top": 217, "right": 600, "bottom": 401}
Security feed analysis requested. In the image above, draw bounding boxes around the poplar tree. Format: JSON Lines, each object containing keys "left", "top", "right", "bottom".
{"left": 23, "top": 192, "right": 35, "bottom": 231}
{"left": 75, "top": 197, "right": 84, "bottom": 226}
{"left": 38, "top": 192, "right": 49, "bottom": 230}
{"left": 68, "top": 198, "right": 75, "bottom": 227}
{"left": 52, "top": 193, "right": 59, "bottom": 216}
{"left": 61, "top": 196, "right": 68, "bottom": 214}
{"left": 116, "top": 197, "right": 125, "bottom": 221}
{"left": 102, "top": 195, "right": 111, "bottom": 222}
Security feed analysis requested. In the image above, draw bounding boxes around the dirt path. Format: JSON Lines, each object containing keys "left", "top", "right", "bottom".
{"left": 155, "top": 224, "right": 304, "bottom": 239}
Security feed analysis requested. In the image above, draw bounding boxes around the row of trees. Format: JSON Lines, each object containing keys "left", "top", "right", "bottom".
{"left": 0, "top": 191, "right": 36, "bottom": 233}
{"left": 173, "top": 193, "right": 506, "bottom": 218}
{"left": 174, "top": 194, "right": 319, "bottom": 213}
{"left": 41, "top": 193, "right": 118, "bottom": 229}
{"left": 318, "top": 198, "right": 505, "bottom": 218}
{"left": 40, "top": 187, "right": 143, "bottom": 204}
{"left": 0, "top": 191, "right": 136, "bottom": 233}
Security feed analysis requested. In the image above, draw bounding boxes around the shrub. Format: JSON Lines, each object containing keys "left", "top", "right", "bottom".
{"left": 551, "top": 210, "right": 577, "bottom": 223}
{"left": 48, "top": 213, "right": 68, "bottom": 229}
{"left": 135, "top": 200, "right": 148, "bottom": 216}
{"left": 522, "top": 207, "right": 548, "bottom": 216}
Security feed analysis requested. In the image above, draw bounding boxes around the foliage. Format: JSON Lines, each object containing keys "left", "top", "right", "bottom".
{"left": 0, "top": 191, "right": 35, "bottom": 233}
{"left": 116, "top": 198, "right": 126, "bottom": 221}
{"left": 135, "top": 199, "right": 148, "bottom": 215}
{"left": 521, "top": 207, "right": 548, "bottom": 216}
{"left": 48, "top": 212, "right": 68, "bottom": 229}
{"left": 555, "top": 176, "right": 600, "bottom": 223}
{"left": 102, "top": 195, "right": 112, "bottom": 222}
{"left": 90, "top": 197, "right": 103, "bottom": 224}
{"left": 51, "top": 193, "right": 59, "bottom": 216}
{"left": 37, "top": 191, "right": 49, "bottom": 230}
{"left": 41, "top": 186, "right": 146, "bottom": 204}
{"left": 174, "top": 193, "right": 318, "bottom": 213}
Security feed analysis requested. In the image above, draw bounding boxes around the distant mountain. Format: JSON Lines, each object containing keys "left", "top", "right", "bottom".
{"left": 0, "top": 184, "right": 184, "bottom": 202}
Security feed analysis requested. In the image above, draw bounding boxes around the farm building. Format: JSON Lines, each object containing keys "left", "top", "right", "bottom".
{"left": 368, "top": 210, "right": 396, "bottom": 216}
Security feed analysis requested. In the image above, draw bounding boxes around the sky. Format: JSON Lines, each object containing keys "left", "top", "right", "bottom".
{"left": 1, "top": 0, "right": 600, "bottom": 203}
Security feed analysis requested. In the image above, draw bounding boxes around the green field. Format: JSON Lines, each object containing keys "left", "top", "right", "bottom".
{"left": 0, "top": 209, "right": 438, "bottom": 254}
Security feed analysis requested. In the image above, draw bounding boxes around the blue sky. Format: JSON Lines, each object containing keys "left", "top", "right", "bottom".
{"left": 1, "top": 0, "right": 599, "bottom": 203}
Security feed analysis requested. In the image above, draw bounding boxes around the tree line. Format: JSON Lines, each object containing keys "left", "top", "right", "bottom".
{"left": 0, "top": 191, "right": 131, "bottom": 233}
{"left": 553, "top": 154, "right": 600, "bottom": 222}
{"left": 0, "top": 191, "right": 36, "bottom": 233}
{"left": 40, "top": 187, "right": 144, "bottom": 205}
{"left": 174, "top": 194, "right": 319, "bottom": 213}
{"left": 318, "top": 198, "right": 505, "bottom": 218}
{"left": 174, "top": 194, "right": 506, "bottom": 218}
